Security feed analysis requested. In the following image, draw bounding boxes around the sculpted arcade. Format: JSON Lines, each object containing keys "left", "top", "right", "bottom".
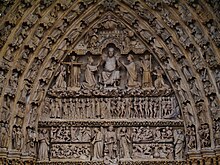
{"left": 0, "top": 0, "right": 220, "bottom": 164}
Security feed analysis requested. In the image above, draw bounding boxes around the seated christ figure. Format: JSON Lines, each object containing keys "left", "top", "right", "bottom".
{"left": 101, "top": 47, "right": 120, "bottom": 88}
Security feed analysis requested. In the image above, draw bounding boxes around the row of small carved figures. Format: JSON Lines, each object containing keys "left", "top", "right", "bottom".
{"left": 50, "top": 143, "right": 174, "bottom": 160}
{"left": 48, "top": 87, "right": 173, "bottom": 97}
{"left": 44, "top": 97, "right": 175, "bottom": 119}
{"left": 50, "top": 126, "right": 174, "bottom": 143}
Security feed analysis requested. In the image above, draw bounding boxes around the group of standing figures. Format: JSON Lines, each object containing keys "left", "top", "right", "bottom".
{"left": 44, "top": 96, "right": 175, "bottom": 120}
{"left": 38, "top": 126, "right": 185, "bottom": 162}
{"left": 92, "top": 126, "right": 131, "bottom": 162}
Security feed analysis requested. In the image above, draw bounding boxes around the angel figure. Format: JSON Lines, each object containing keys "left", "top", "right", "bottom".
{"left": 140, "top": 55, "right": 153, "bottom": 89}
{"left": 153, "top": 67, "right": 169, "bottom": 92}
{"left": 52, "top": 65, "right": 67, "bottom": 90}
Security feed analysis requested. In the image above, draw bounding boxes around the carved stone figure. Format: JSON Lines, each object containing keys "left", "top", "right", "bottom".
{"left": 12, "top": 127, "right": 22, "bottom": 150}
{"left": 32, "top": 88, "right": 45, "bottom": 105}
{"left": 119, "top": 127, "right": 131, "bottom": 159}
{"left": 121, "top": 54, "right": 140, "bottom": 88}
{"left": 209, "top": 95, "right": 220, "bottom": 118}
{"left": 16, "top": 128, "right": 23, "bottom": 148}
{"left": 38, "top": 129, "right": 49, "bottom": 161}
{"left": 6, "top": 71, "right": 19, "bottom": 96}
{"left": 144, "top": 127, "right": 153, "bottom": 141}
{"left": 167, "top": 42, "right": 184, "bottom": 60}
{"left": 175, "top": 80, "right": 188, "bottom": 103}
{"left": 214, "top": 120, "right": 220, "bottom": 146}
{"left": 180, "top": 58, "right": 194, "bottom": 81}
{"left": 174, "top": 129, "right": 185, "bottom": 160}
{"left": 203, "top": 80, "right": 215, "bottom": 96}
{"left": 12, "top": 127, "right": 17, "bottom": 149}
{"left": 178, "top": 4, "right": 193, "bottom": 24}
{"left": 154, "top": 67, "right": 169, "bottom": 91}
{"left": 92, "top": 128, "right": 104, "bottom": 160}
{"left": 37, "top": 40, "right": 52, "bottom": 60}
{"left": 186, "top": 126, "right": 196, "bottom": 150}
{"left": 53, "top": 65, "right": 67, "bottom": 90}
{"left": 189, "top": 47, "right": 205, "bottom": 72}
{"left": 183, "top": 103, "right": 195, "bottom": 126}
{"left": 0, "top": 123, "right": 8, "bottom": 148}
{"left": 19, "top": 83, "right": 30, "bottom": 103}
{"left": 196, "top": 102, "right": 207, "bottom": 125}
{"left": 199, "top": 124, "right": 211, "bottom": 148}
{"left": 27, "top": 26, "right": 44, "bottom": 50}
{"left": 155, "top": 127, "right": 162, "bottom": 141}
{"left": 1, "top": 96, "right": 11, "bottom": 122}
{"left": 164, "top": 58, "right": 180, "bottom": 82}
{"left": 26, "top": 127, "right": 37, "bottom": 156}
{"left": 140, "top": 55, "right": 153, "bottom": 89}
{"left": 52, "top": 40, "right": 70, "bottom": 61}
{"left": 189, "top": 79, "right": 202, "bottom": 103}
{"left": 25, "top": 59, "right": 42, "bottom": 83}
{"left": 0, "top": 70, "right": 5, "bottom": 92}
{"left": 105, "top": 126, "right": 117, "bottom": 159}
{"left": 101, "top": 47, "right": 120, "bottom": 88}
{"left": 82, "top": 56, "right": 99, "bottom": 89}
{"left": 63, "top": 55, "right": 82, "bottom": 91}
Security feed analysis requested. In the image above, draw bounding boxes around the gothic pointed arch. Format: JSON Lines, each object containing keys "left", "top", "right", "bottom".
{"left": 0, "top": 0, "right": 220, "bottom": 164}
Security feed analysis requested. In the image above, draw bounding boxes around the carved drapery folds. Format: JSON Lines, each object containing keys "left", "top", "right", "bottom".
{"left": 0, "top": 0, "right": 220, "bottom": 164}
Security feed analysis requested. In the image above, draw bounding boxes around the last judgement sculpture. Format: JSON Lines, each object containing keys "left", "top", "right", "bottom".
{"left": 51, "top": 44, "right": 170, "bottom": 92}
{"left": 0, "top": 0, "right": 220, "bottom": 164}
{"left": 38, "top": 43, "right": 184, "bottom": 163}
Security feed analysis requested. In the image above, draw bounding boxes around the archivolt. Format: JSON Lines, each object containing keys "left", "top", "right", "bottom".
{"left": 0, "top": 0, "right": 220, "bottom": 161}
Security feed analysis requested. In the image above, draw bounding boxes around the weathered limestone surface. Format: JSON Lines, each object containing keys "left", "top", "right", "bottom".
{"left": 0, "top": 0, "right": 220, "bottom": 164}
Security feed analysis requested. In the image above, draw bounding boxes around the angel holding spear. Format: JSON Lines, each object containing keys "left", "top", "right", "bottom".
{"left": 140, "top": 54, "right": 153, "bottom": 89}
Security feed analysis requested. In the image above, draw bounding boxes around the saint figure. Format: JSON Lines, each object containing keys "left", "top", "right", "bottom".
{"left": 105, "top": 126, "right": 117, "bottom": 159}
{"left": 154, "top": 67, "right": 169, "bottom": 91}
{"left": 119, "top": 127, "right": 131, "bottom": 159}
{"left": 92, "top": 128, "right": 104, "bottom": 160}
{"left": 38, "top": 129, "right": 49, "bottom": 161}
{"left": 121, "top": 54, "right": 140, "bottom": 88}
{"left": 174, "top": 129, "right": 185, "bottom": 160}
{"left": 83, "top": 56, "right": 99, "bottom": 89}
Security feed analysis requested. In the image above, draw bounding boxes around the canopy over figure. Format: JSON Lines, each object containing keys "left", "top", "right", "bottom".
{"left": 101, "top": 47, "right": 120, "bottom": 88}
